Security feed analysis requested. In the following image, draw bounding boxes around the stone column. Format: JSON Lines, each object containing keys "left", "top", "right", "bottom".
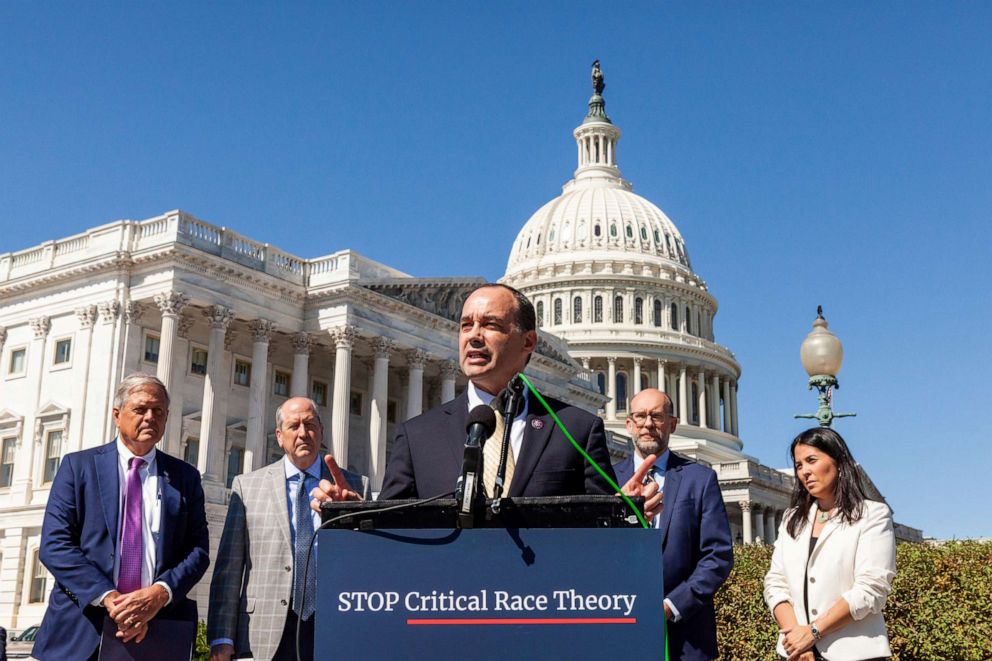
{"left": 606, "top": 357, "right": 617, "bottom": 420}
{"left": 765, "top": 509, "right": 778, "bottom": 543}
{"left": 69, "top": 306, "right": 98, "bottom": 452}
{"left": 722, "top": 378, "right": 732, "bottom": 434}
{"left": 88, "top": 302, "right": 121, "bottom": 443}
{"left": 697, "top": 370, "right": 708, "bottom": 428}
{"left": 153, "top": 291, "right": 189, "bottom": 392}
{"left": 121, "top": 301, "right": 145, "bottom": 376}
{"left": 754, "top": 506, "right": 766, "bottom": 545}
{"left": 10, "top": 317, "right": 50, "bottom": 501}
{"left": 246, "top": 320, "right": 275, "bottom": 471}
{"left": 710, "top": 373, "right": 720, "bottom": 428}
{"left": 657, "top": 360, "right": 667, "bottom": 395}
{"left": 405, "top": 349, "right": 428, "bottom": 420}
{"left": 290, "top": 332, "right": 312, "bottom": 397}
{"left": 730, "top": 380, "right": 739, "bottom": 436}
{"left": 678, "top": 365, "right": 688, "bottom": 423}
{"left": 330, "top": 326, "right": 356, "bottom": 465}
{"left": 369, "top": 338, "right": 394, "bottom": 491}
{"left": 198, "top": 305, "right": 234, "bottom": 499}
{"left": 740, "top": 501, "right": 752, "bottom": 544}
{"left": 0, "top": 529, "right": 27, "bottom": 625}
{"left": 632, "top": 357, "right": 642, "bottom": 395}
{"left": 439, "top": 360, "right": 459, "bottom": 403}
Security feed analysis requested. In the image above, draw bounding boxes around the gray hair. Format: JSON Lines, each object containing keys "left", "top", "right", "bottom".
{"left": 275, "top": 397, "right": 322, "bottom": 430}
{"left": 113, "top": 372, "right": 170, "bottom": 409}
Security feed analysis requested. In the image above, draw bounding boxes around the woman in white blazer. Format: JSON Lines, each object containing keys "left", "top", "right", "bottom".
{"left": 764, "top": 427, "right": 896, "bottom": 661}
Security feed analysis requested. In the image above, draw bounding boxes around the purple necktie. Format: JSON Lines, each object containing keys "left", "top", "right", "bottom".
{"left": 118, "top": 456, "right": 145, "bottom": 594}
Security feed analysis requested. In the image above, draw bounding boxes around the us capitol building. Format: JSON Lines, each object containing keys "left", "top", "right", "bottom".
{"left": 0, "top": 70, "right": 906, "bottom": 629}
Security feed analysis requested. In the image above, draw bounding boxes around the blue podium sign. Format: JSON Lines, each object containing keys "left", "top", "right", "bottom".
{"left": 316, "top": 527, "right": 664, "bottom": 659}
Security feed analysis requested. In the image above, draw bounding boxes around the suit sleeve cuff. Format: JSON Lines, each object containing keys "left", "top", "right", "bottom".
{"left": 210, "top": 638, "right": 235, "bottom": 648}
{"left": 155, "top": 581, "right": 174, "bottom": 606}
{"left": 664, "top": 598, "right": 682, "bottom": 622}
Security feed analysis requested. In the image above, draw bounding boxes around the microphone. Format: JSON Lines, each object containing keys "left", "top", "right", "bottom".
{"left": 457, "top": 405, "right": 497, "bottom": 528}
{"left": 491, "top": 375, "right": 526, "bottom": 513}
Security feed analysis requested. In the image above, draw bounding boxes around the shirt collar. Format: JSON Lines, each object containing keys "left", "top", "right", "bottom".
{"left": 115, "top": 438, "right": 157, "bottom": 470}
{"left": 633, "top": 448, "right": 670, "bottom": 475}
{"left": 467, "top": 381, "right": 529, "bottom": 421}
{"left": 283, "top": 454, "right": 322, "bottom": 482}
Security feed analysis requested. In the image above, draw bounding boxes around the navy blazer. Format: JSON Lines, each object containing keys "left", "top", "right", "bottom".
{"left": 615, "top": 452, "right": 733, "bottom": 661}
{"left": 380, "top": 390, "right": 617, "bottom": 499}
{"left": 33, "top": 441, "right": 210, "bottom": 660}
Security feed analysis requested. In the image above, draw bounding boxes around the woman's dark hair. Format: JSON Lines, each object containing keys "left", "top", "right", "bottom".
{"left": 785, "top": 427, "right": 868, "bottom": 538}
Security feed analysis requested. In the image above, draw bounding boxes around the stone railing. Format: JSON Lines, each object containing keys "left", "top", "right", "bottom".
{"left": 713, "top": 459, "right": 794, "bottom": 490}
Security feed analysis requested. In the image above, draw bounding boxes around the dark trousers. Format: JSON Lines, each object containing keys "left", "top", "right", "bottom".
{"left": 272, "top": 610, "right": 314, "bottom": 661}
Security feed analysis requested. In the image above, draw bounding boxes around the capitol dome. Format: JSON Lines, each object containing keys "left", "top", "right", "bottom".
{"left": 501, "top": 63, "right": 744, "bottom": 462}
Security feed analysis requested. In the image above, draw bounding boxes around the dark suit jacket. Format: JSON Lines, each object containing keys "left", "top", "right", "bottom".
{"left": 615, "top": 452, "right": 733, "bottom": 661}
{"left": 33, "top": 441, "right": 210, "bottom": 660}
{"left": 380, "top": 390, "right": 616, "bottom": 499}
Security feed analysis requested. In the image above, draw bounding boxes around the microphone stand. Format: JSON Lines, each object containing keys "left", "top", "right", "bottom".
{"left": 491, "top": 376, "right": 525, "bottom": 514}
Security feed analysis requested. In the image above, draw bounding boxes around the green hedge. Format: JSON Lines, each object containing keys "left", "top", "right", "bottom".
{"left": 715, "top": 540, "right": 992, "bottom": 661}
{"left": 193, "top": 541, "right": 991, "bottom": 661}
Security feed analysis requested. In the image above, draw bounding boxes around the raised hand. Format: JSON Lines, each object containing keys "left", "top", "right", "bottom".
{"left": 310, "top": 454, "right": 364, "bottom": 514}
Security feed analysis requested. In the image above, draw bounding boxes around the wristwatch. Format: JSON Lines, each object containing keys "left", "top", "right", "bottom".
{"left": 810, "top": 621, "right": 822, "bottom": 640}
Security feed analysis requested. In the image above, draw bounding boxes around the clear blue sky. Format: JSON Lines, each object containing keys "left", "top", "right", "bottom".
{"left": 2, "top": 3, "right": 989, "bottom": 539}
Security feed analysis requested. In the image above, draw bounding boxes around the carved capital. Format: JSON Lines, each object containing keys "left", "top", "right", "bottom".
{"left": 633, "top": 357, "right": 643, "bottom": 366}
{"left": 439, "top": 360, "right": 460, "bottom": 380}
{"left": 371, "top": 337, "right": 394, "bottom": 359}
{"left": 204, "top": 305, "right": 235, "bottom": 330}
{"left": 292, "top": 332, "right": 314, "bottom": 355}
{"left": 406, "top": 348, "right": 430, "bottom": 370}
{"left": 75, "top": 305, "right": 98, "bottom": 330}
{"left": 177, "top": 315, "right": 194, "bottom": 339}
{"left": 98, "top": 300, "right": 121, "bottom": 324}
{"left": 606, "top": 356, "right": 616, "bottom": 365}
{"left": 154, "top": 291, "right": 189, "bottom": 317}
{"left": 331, "top": 325, "right": 358, "bottom": 349}
{"left": 739, "top": 501, "right": 752, "bottom": 513}
{"left": 30, "top": 316, "right": 51, "bottom": 339}
{"left": 249, "top": 319, "right": 276, "bottom": 342}
{"left": 123, "top": 300, "right": 144, "bottom": 324}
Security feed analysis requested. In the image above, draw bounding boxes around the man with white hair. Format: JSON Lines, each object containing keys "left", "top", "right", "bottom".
{"left": 207, "top": 396, "right": 371, "bottom": 661}
{"left": 34, "top": 373, "right": 210, "bottom": 660}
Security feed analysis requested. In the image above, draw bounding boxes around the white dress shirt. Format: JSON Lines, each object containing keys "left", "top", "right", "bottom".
{"left": 283, "top": 454, "right": 323, "bottom": 544}
{"left": 467, "top": 381, "right": 529, "bottom": 460}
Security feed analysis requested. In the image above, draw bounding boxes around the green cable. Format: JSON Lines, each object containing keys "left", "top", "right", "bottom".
{"left": 518, "top": 373, "right": 670, "bottom": 660}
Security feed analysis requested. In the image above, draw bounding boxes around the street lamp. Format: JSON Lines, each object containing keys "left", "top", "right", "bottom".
{"left": 795, "top": 306, "right": 856, "bottom": 427}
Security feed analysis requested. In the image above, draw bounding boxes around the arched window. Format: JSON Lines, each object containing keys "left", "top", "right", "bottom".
{"left": 594, "top": 223, "right": 602, "bottom": 237}
{"left": 553, "top": 298, "right": 562, "bottom": 325}
{"left": 594, "top": 296, "right": 603, "bottom": 323}
{"left": 634, "top": 297, "right": 643, "bottom": 325}
{"left": 549, "top": 226, "right": 556, "bottom": 243}
{"left": 616, "top": 373, "right": 628, "bottom": 412}
{"left": 536, "top": 301, "right": 544, "bottom": 327}
{"left": 536, "top": 232, "right": 541, "bottom": 245}
{"left": 596, "top": 372, "right": 606, "bottom": 395}
{"left": 640, "top": 226, "right": 648, "bottom": 241}
{"left": 691, "top": 383, "right": 700, "bottom": 424}
{"left": 625, "top": 224, "right": 633, "bottom": 238}
{"left": 670, "top": 303, "right": 678, "bottom": 330}
{"left": 573, "top": 296, "right": 582, "bottom": 323}
{"left": 686, "top": 306, "right": 692, "bottom": 334}
{"left": 653, "top": 300, "right": 662, "bottom": 327}
{"left": 610, "top": 223, "right": 618, "bottom": 237}
{"left": 614, "top": 296, "right": 624, "bottom": 324}
{"left": 653, "top": 229, "right": 660, "bottom": 243}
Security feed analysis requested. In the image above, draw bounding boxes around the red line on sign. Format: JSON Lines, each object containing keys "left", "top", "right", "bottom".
{"left": 407, "top": 617, "right": 637, "bottom": 626}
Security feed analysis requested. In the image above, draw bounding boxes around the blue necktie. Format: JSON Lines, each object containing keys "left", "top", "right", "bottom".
{"left": 292, "top": 473, "right": 316, "bottom": 620}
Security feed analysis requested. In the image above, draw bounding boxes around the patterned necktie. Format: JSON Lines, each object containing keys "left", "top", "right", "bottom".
{"left": 650, "top": 466, "right": 662, "bottom": 529}
{"left": 118, "top": 457, "right": 145, "bottom": 594}
{"left": 482, "top": 410, "right": 514, "bottom": 497}
{"left": 293, "top": 473, "right": 317, "bottom": 620}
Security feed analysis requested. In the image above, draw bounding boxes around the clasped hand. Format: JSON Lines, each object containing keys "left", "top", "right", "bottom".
{"left": 103, "top": 584, "right": 169, "bottom": 643}
{"left": 781, "top": 623, "right": 817, "bottom": 661}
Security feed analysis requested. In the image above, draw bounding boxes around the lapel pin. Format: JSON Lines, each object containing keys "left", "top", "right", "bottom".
{"left": 531, "top": 418, "right": 544, "bottom": 430}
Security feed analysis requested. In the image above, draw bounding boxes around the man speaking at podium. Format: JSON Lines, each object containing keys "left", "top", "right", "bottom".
{"left": 313, "top": 283, "right": 659, "bottom": 506}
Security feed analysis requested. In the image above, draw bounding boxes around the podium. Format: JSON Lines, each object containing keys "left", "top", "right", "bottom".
{"left": 317, "top": 497, "right": 664, "bottom": 659}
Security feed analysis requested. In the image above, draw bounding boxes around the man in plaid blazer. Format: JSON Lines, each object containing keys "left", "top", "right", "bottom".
{"left": 207, "top": 397, "right": 370, "bottom": 661}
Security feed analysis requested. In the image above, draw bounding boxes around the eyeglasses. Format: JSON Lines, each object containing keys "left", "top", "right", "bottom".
{"left": 628, "top": 412, "right": 670, "bottom": 425}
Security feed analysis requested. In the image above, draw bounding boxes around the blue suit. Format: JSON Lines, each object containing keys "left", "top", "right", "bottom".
{"left": 614, "top": 452, "right": 733, "bottom": 661}
{"left": 33, "top": 441, "right": 210, "bottom": 660}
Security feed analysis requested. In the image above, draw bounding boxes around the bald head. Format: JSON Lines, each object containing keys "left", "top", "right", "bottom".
{"left": 625, "top": 388, "right": 678, "bottom": 458}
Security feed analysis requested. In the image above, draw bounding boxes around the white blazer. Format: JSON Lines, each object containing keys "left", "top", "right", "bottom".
{"left": 764, "top": 500, "right": 896, "bottom": 660}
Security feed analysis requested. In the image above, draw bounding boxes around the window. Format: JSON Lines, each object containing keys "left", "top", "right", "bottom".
{"left": 190, "top": 347, "right": 208, "bottom": 376}
{"left": 691, "top": 384, "right": 700, "bottom": 424}
{"left": 616, "top": 374, "right": 627, "bottom": 412}
{"left": 144, "top": 335, "right": 160, "bottom": 363}
{"left": 274, "top": 371, "right": 291, "bottom": 397}
{"left": 536, "top": 301, "right": 544, "bottom": 327}
{"left": 350, "top": 391, "right": 363, "bottom": 416}
{"left": 634, "top": 297, "right": 644, "bottom": 325}
{"left": 641, "top": 374, "right": 650, "bottom": 391}
{"left": 609, "top": 223, "right": 618, "bottom": 237}
{"left": 53, "top": 339, "right": 72, "bottom": 365}
{"left": 226, "top": 447, "right": 244, "bottom": 488}
{"left": 640, "top": 226, "right": 648, "bottom": 241}
{"left": 698, "top": 311, "right": 703, "bottom": 337}
{"left": 573, "top": 296, "right": 582, "bottom": 323}
{"left": 184, "top": 438, "right": 199, "bottom": 466}
{"left": 594, "top": 223, "right": 602, "bottom": 237}
{"left": 654, "top": 229, "right": 660, "bottom": 243}
{"left": 596, "top": 372, "right": 606, "bottom": 395}
{"left": 233, "top": 359, "right": 251, "bottom": 386}
{"left": 685, "top": 306, "right": 692, "bottom": 335}
{"left": 625, "top": 224, "right": 633, "bottom": 238}
{"left": 614, "top": 296, "right": 624, "bottom": 324}
{"left": 549, "top": 227, "right": 556, "bottom": 242}
{"left": 553, "top": 299, "right": 562, "bottom": 325}
{"left": 670, "top": 303, "right": 678, "bottom": 330}
{"left": 593, "top": 296, "right": 603, "bottom": 323}
{"left": 1, "top": 438, "right": 15, "bottom": 487}
{"left": 8, "top": 348, "right": 26, "bottom": 375}
{"left": 311, "top": 380, "right": 328, "bottom": 407}
{"left": 30, "top": 549, "right": 49, "bottom": 603}
{"left": 387, "top": 400, "right": 397, "bottom": 424}
{"left": 653, "top": 300, "right": 662, "bottom": 327}
{"left": 43, "top": 430, "right": 63, "bottom": 483}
